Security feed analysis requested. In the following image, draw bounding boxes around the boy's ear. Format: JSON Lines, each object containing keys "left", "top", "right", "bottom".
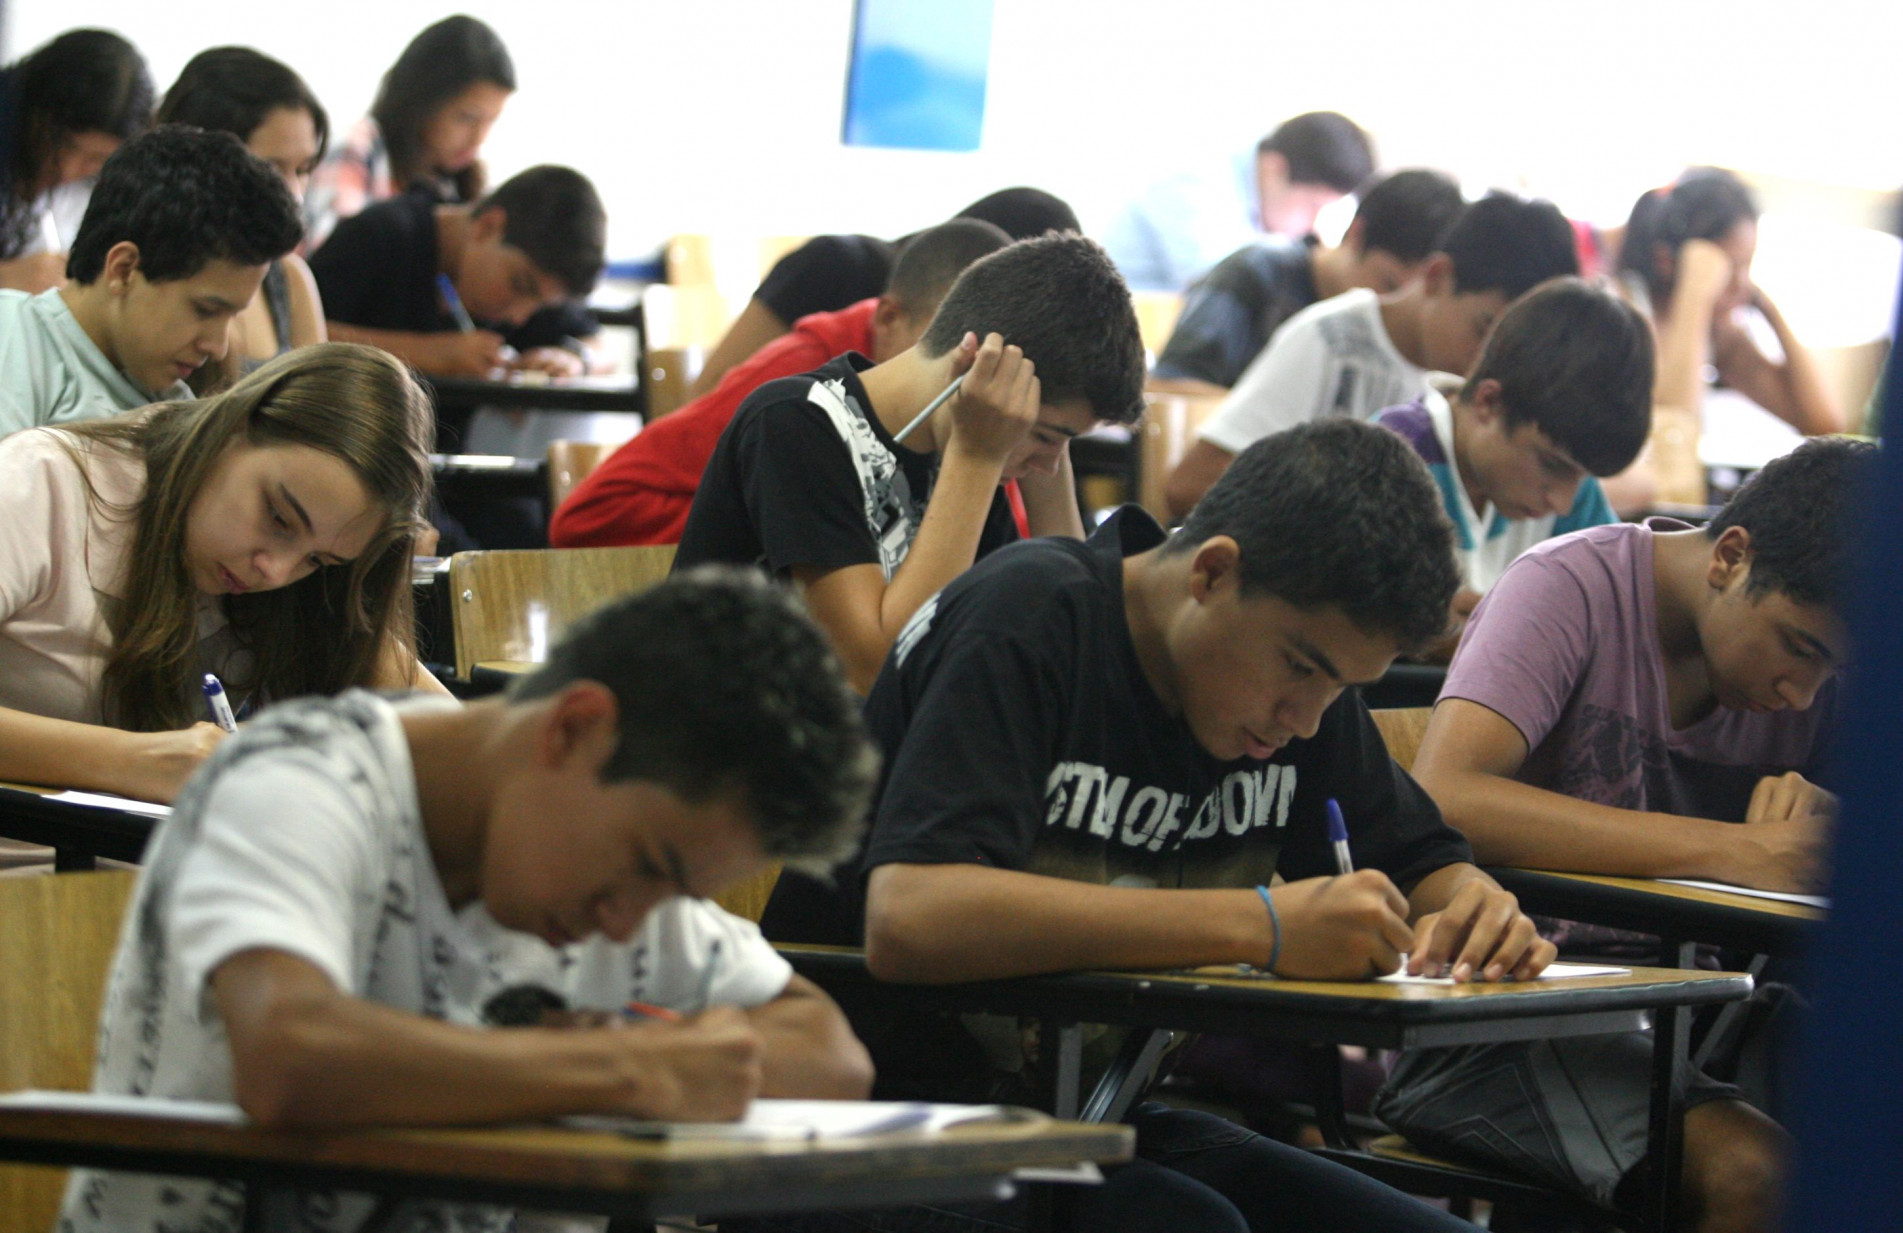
{"left": 1256, "top": 149, "right": 1290, "bottom": 193}
{"left": 1707, "top": 525, "right": 1754, "bottom": 591}
{"left": 1468, "top": 377, "right": 1506, "bottom": 424}
{"left": 534, "top": 680, "right": 621, "bottom": 772}
{"left": 1420, "top": 253, "right": 1455, "bottom": 299}
{"left": 101, "top": 241, "right": 142, "bottom": 292}
{"left": 1187, "top": 536, "right": 1242, "bottom": 604}
{"left": 1341, "top": 217, "right": 1368, "bottom": 256}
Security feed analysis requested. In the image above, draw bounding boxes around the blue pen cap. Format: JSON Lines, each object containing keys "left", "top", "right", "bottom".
{"left": 202, "top": 674, "right": 221, "bottom": 698}
{"left": 1325, "top": 797, "right": 1348, "bottom": 844}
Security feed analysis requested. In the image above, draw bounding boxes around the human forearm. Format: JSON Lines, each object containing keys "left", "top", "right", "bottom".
{"left": 874, "top": 450, "right": 1003, "bottom": 619}
{"left": 1017, "top": 452, "right": 1085, "bottom": 539}
{"left": 1653, "top": 301, "right": 1718, "bottom": 413}
{"left": 864, "top": 862, "right": 1268, "bottom": 982}
{"left": 1755, "top": 299, "right": 1844, "bottom": 434}
{"left": 324, "top": 323, "right": 447, "bottom": 370}
{"left": 0, "top": 707, "right": 222, "bottom": 803}
{"left": 690, "top": 299, "right": 789, "bottom": 397}
{"left": 746, "top": 977, "right": 874, "bottom": 1099}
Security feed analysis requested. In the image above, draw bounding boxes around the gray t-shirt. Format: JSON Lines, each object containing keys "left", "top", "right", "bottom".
{"left": 0, "top": 288, "right": 189, "bottom": 439}
{"left": 61, "top": 690, "right": 792, "bottom": 1233}
{"left": 1443, "top": 520, "right": 1836, "bottom": 821}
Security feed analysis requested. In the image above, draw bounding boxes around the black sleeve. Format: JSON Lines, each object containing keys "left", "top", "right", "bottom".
{"left": 864, "top": 625, "right": 1069, "bottom": 873}
{"left": 739, "top": 396, "right": 884, "bottom": 576}
{"left": 754, "top": 235, "right": 895, "bottom": 324}
{"left": 1153, "top": 253, "right": 1266, "bottom": 386}
{"left": 1275, "top": 693, "right": 1474, "bottom": 891}
{"left": 506, "top": 301, "right": 600, "bottom": 351}
{"left": 309, "top": 210, "right": 406, "bottom": 327}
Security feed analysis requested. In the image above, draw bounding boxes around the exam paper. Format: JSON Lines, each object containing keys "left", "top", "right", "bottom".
{"left": 563, "top": 1100, "right": 1030, "bottom": 1140}
{"left": 1376, "top": 960, "right": 1632, "bottom": 986}
{"left": 1657, "top": 878, "right": 1829, "bottom": 910}
{"left": 42, "top": 790, "right": 171, "bottom": 818}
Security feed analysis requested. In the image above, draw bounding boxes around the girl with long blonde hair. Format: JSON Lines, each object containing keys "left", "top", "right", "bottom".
{"left": 0, "top": 341, "right": 442, "bottom": 806}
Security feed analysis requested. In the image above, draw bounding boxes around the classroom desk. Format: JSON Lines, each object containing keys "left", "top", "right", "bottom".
{"left": 1485, "top": 867, "right": 1824, "bottom": 959}
{"left": 778, "top": 944, "right": 1751, "bottom": 1233}
{"left": 426, "top": 372, "right": 643, "bottom": 415}
{"left": 0, "top": 783, "right": 156, "bottom": 870}
{"left": 0, "top": 1099, "right": 1132, "bottom": 1229}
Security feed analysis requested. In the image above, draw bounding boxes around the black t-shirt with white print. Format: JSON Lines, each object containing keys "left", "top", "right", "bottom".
{"left": 761, "top": 506, "right": 1472, "bottom": 1098}
{"left": 673, "top": 352, "right": 1017, "bottom": 579}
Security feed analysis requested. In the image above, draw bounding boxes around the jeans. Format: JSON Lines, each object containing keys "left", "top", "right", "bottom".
{"left": 721, "top": 1103, "right": 1471, "bottom": 1233}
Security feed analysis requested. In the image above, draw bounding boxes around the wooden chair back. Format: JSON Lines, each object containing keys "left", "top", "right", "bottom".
{"left": 1370, "top": 707, "right": 1434, "bottom": 774}
{"left": 714, "top": 866, "right": 783, "bottom": 924}
{"left": 1138, "top": 384, "right": 1227, "bottom": 520}
{"left": 643, "top": 346, "right": 698, "bottom": 420}
{"left": 0, "top": 870, "right": 138, "bottom": 1229}
{"left": 1131, "top": 291, "right": 1184, "bottom": 357}
{"left": 547, "top": 441, "right": 615, "bottom": 509}
{"left": 447, "top": 545, "right": 677, "bottom": 679}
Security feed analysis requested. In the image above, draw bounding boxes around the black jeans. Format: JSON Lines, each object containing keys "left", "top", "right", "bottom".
{"left": 722, "top": 1103, "right": 1471, "bottom": 1233}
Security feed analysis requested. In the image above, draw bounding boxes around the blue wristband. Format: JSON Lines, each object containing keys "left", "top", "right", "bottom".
{"left": 1255, "top": 884, "right": 1281, "bottom": 973}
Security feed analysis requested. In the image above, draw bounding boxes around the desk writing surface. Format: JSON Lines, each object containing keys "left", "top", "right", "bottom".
{"left": 1487, "top": 867, "right": 1823, "bottom": 957}
{"left": 1497, "top": 869, "right": 1823, "bottom": 922}
{"left": 0, "top": 783, "right": 156, "bottom": 865}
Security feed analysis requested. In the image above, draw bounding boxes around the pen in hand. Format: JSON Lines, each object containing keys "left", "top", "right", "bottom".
{"left": 202, "top": 674, "right": 238, "bottom": 733}
{"left": 1326, "top": 798, "right": 1353, "bottom": 876}
{"left": 436, "top": 273, "right": 519, "bottom": 369}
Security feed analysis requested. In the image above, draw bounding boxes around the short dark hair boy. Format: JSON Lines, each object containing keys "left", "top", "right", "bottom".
{"left": 0, "top": 124, "right": 303, "bottom": 436}
{"left": 310, "top": 163, "right": 607, "bottom": 384}
{"left": 758, "top": 419, "right": 1541, "bottom": 1233}
{"left": 675, "top": 234, "right": 1145, "bottom": 693}
{"left": 1382, "top": 436, "right": 1874, "bottom": 1220}
{"left": 1257, "top": 109, "right": 1377, "bottom": 196}
{"left": 1377, "top": 276, "right": 1655, "bottom": 604}
{"left": 1166, "top": 191, "right": 1580, "bottom": 519}
{"left": 1156, "top": 168, "right": 1465, "bottom": 388}
{"left": 62, "top": 570, "right": 880, "bottom": 1231}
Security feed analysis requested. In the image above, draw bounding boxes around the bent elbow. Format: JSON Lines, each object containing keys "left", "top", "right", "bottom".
{"left": 228, "top": 1018, "right": 341, "bottom": 1129}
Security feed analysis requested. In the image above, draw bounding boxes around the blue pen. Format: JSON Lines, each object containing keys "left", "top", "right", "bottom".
{"left": 436, "top": 273, "right": 479, "bottom": 333}
{"left": 202, "top": 674, "right": 238, "bottom": 733}
{"left": 1325, "top": 798, "right": 1353, "bottom": 876}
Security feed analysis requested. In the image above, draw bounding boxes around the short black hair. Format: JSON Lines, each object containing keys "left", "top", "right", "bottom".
{"left": 67, "top": 124, "right": 304, "bottom": 284}
{"left": 510, "top": 568, "right": 880, "bottom": 872}
{"left": 473, "top": 165, "right": 606, "bottom": 298}
{"left": 918, "top": 234, "right": 1145, "bottom": 425}
{"left": 1257, "top": 111, "right": 1375, "bottom": 194}
{"left": 1706, "top": 437, "right": 1876, "bottom": 612}
{"left": 157, "top": 46, "right": 330, "bottom": 170}
{"left": 1168, "top": 419, "right": 1459, "bottom": 651}
{"left": 1618, "top": 168, "right": 1759, "bottom": 309}
{"left": 372, "top": 15, "right": 514, "bottom": 197}
{"left": 1437, "top": 191, "right": 1580, "bottom": 299}
{"left": 954, "top": 187, "right": 1081, "bottom": 240}
{"left": 885, "top": 219, "right": 1010, "bottom": 315}
{"left": 1465, "top": 277, "right": 1655, "bottom": 476}
{"left": 1352, "top": 169, "right": 1464, "bottom": 264}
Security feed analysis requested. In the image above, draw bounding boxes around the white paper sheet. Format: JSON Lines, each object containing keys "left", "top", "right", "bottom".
{"left": 1657, "top": 878, "right": 1829, "bottom": 910}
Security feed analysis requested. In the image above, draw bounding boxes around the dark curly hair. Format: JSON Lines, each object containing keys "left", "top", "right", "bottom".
{"left": 474, "top": 164, "right": 606, "bottom": 298}
{"left": 1706, "top": 436, "right": 1876, "bottom": 611}
{"left": 918, "top": 233, "right": 1146, "bottom": 425}
{"left": 156, "top": 46, "right": 330, "bottom": 172}
{"left": 1, "top": 28, "right": 154, "bottom": 257}
{"left": 1167, "top": 419, "right": 1460, "bottom": 651}
{"left": 510, "top": 569, "right": 880, "bottom": 872}
{"left": 67, "top": 124, "right": 303, "bottom": 284}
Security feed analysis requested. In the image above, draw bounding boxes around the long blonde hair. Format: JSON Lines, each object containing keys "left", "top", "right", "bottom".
{"left": 58, "top": 343, "right": 433, "bottom": 731}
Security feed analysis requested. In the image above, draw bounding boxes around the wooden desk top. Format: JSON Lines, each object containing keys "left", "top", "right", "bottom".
{"left": 0, "top": 1101, "right": 1130, "bottom": 1220}
{"left": 780, "top": 944, "right": 1751, "bottom": 1050}
{"left": 1487, "top": 867, "right": 1822, "bottom": 956}
{"left": 473, "top": 660, "right": 539, "bottom": 675}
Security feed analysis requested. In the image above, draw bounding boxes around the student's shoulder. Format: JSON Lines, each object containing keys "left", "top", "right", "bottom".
{"left": 314, "top": 191, "right": 432, "bottom": 254}
{"left": 1373, "top": 400, "right": 1437, "bottom": 458}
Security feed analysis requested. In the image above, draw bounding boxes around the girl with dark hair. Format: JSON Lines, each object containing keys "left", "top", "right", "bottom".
{"left": 158, "top": 46, "right": 332, "bottom": 385}
{"left": 303, "top": 15, "right": 515, "bottom": 250}
{"left": 1618, "top": 168, "right": 1842, "bottom": 436}
{"left": 0, "top": 28, "right": 155, "bottom": 292}
{"left": 0, "top": 342, "right": 444, "bottom": 813}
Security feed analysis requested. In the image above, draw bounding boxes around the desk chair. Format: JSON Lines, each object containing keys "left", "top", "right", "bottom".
{"left": 547, "top": 440, "right": 614, "bottom": 509}
{"left": 1136, "top": 384, "right": 1224, "bottom": 521}
{"left": 447, "top": 545, "right": 677, "bottom": 680}
{"left": 0, "top": 870, "right": 137, "bottom": 1231}
{"left": 1370, "top": 707, "right": 1433, "bottom": 773}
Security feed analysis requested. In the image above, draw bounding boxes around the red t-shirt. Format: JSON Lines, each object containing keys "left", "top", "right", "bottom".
{"left": 550, "top": 300, "right": 881, "bottom": 547}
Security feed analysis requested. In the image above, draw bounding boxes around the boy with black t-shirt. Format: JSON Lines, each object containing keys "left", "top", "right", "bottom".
{"left": 756, "top": 419, "right": 1555, "bottom": 1233}
{"left": 310, "top": 165, "right": 605, "bottom": 387}
{"left": 675, "top": 234, "right": 1146, "bottom": 693}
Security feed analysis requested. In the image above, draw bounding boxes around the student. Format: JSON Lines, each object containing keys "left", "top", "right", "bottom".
{"left": 1376, "top": 437, "right": 1872, "bottom": 1233}
{"left": 0, "top": 124, "right": 305, "bottom": 438}
{"left": 302, "top": 14, "right": 513, "bottom": 251}
{"left": 58, "top": 570, "right": 880, "bottom": 1232}
{"left": 552, "top": 219, "right": 1012, "bottom": 549}
{"left": 755, "top": 420, "right": 1552, "bottom": 1233}
{"left": 1164, "top": 192, "right": 1579, "bottom": 520}
{"left": 1155, "top": 168, "right": 1466, "bottom": 390}
{"left": 0, "top": 28, "right": 154, "bottom": 293}
{"left": 310, "top": 164, "right": 606, "bottom": 386}
{"left": 0, "top": 343, "right": 443, "bottom": 812}
{"left": 674, "top": 234, "right": 1146, "bottom": 692}
{"left": 1619, "top": 168, "right": 1843, "bottom": 437}
{"left": 155, "top": 46, "right": 331, "bottom": 385}
{"left": 689, "top": 187, "right": 1081, "bottom": 397}
{"left": 1105, "top": 110, "right": 1375, "bottom": 292}
{"left": 1375, "top": 277, "right": 1654, "bottom": 648}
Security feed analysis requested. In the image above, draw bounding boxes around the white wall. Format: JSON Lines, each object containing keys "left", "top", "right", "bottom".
{"left": 9, "top": 0, "right": 1901, "bottom": 265}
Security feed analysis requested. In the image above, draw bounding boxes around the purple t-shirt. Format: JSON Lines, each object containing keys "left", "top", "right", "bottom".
{"left": 1444, "top": 520, "right": 1836, "bottom": 822}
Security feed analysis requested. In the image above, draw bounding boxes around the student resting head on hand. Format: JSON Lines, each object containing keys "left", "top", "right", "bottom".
{"left": 0, "top": 342, "right": 441, "bottom": 809}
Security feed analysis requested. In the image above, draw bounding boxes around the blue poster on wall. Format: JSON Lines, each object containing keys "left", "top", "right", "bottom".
{"left": 842, "top": 0, "right": 993, "bottom": 152}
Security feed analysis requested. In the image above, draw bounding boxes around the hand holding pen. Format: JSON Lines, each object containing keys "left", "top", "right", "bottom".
{"left": 436, "top": 274, "right": 518, "bottom": 376}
